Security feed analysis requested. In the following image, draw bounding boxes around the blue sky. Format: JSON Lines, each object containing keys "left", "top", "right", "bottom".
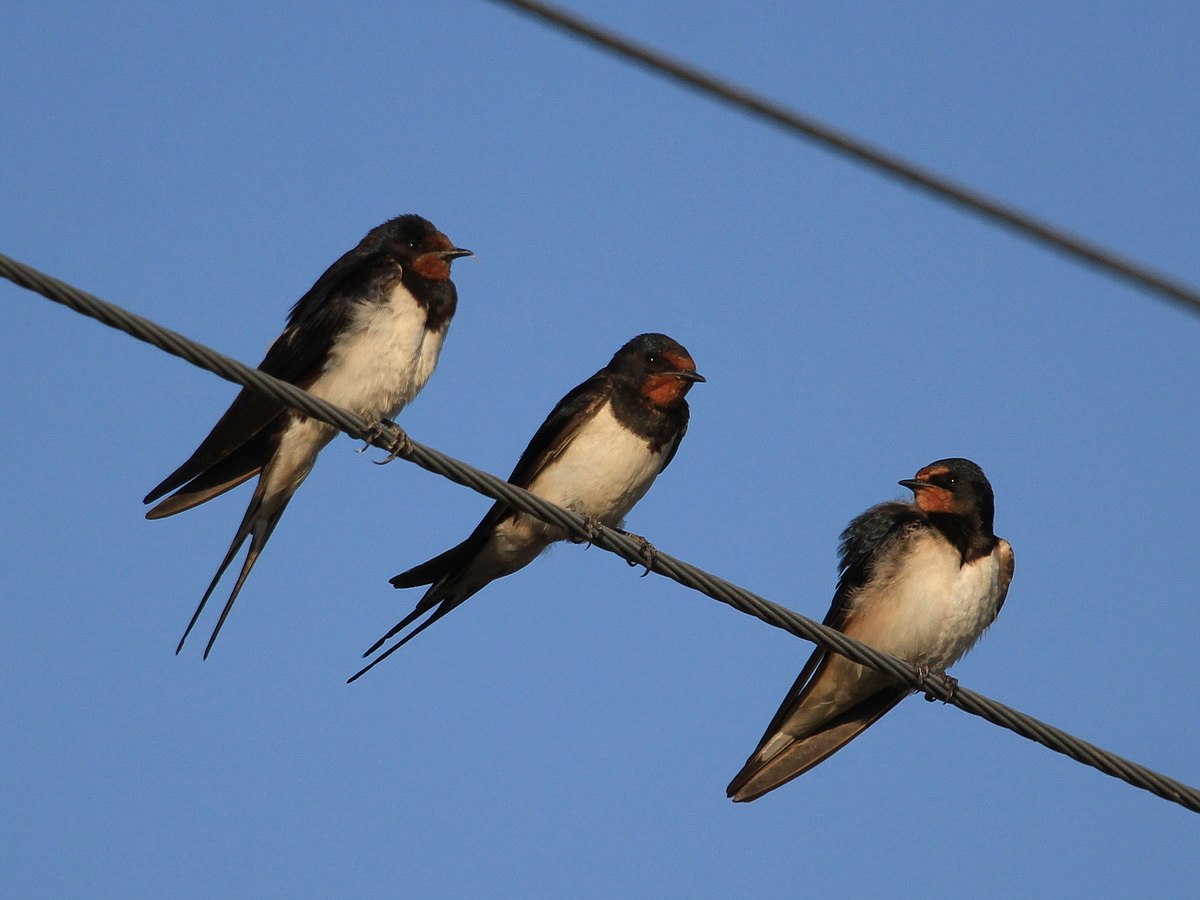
{"left": 3, "top": 2, "right": 1198, "bottom": 896}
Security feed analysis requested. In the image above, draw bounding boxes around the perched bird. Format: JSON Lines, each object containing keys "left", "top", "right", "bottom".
{"left": 727, "top": 457, "right": 1013, "bottom": 802}
{"left": 144, "top": 214, "right": 471, "bottom": 658}
{"left": 349, "top": 332, "right": 704, "bottom": 682}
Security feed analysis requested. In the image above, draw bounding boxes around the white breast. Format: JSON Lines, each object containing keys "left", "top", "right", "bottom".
{"left": 451, "top": 400, "right": 672, "bottom": 592}
{"left": 468, "top": 400, "right": 671, "bottom": 582}
{"left": 527, "top": 400, "right": 668, "bottom": 527}
{"left": 848, "top": 531, "right": 1006, "bottom": 670}
{"left": 307, "top": 283, "right": 447, "bottom": 421}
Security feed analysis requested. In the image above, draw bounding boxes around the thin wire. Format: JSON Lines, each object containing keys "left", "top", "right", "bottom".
{"left": 3, "top": 251, "right": 1199, "bottom": 814}
{"left": 0, "top": 254, "right": 380, "bottom": 443}
{"left": 488, "top": 0, "right": 1200, "bottom": 318}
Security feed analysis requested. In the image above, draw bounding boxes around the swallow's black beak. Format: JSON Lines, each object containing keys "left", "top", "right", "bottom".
{"left": 898, "top": 478, "right": 929, "bottom": 491}
{"left": 439, "top": 247, "right": 473, "bottom": 261}
{"left": 673, "top": 370, "right": 706, "bottom": 383}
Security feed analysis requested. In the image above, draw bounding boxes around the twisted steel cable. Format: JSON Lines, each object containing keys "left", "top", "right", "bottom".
{"left": 489, "top": 0, "right": 1200, "bottom": 317}
{"left": 3, "top": 250, "right": 1198, "bottom": 813}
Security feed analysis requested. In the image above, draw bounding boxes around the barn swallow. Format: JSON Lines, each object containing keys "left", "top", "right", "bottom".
{"left": 726, "top": 457, "right": 1014, "bottom": 802}
{"left": 349, "top": 332, "right": 704, "bottom": 682}
{"left": 144, "top": 214, "right": 471, "bottom": 658}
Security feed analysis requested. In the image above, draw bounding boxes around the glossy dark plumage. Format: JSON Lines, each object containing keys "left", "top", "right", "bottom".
{"left": 146, "top": 214, "right": 470, "bottom": 657}
{"left": 349, "top": 333, "right": 704, "bottom": 681}
{"left": 727, "top": 458, "right": 1014, "bottom": 802}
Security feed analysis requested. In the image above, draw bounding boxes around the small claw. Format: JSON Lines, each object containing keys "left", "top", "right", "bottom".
{"left": 915, "top": 665, "right": 958, "bottom": 703}
{"left": 914, "top": 664, "right": 933, "bottom": 700}
{"left": 570, "top": 514, "right": 604, "bottom": 546}
{"left": 620, "top": 530, "right": 657, "bottom": 576}
{"left": 940, "top": 673, "right": 960, "bottom": 703}
{"left": 373, "top": 421, "right": 413, "bottom": 466}
{"left": 358, "top": 419, "right": 388, "bottom": 452}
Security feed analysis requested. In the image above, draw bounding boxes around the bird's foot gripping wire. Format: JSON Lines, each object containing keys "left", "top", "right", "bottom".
{"left": 570, "top": 514, "right": 605, "bottom": 546}
{"left": 619, "top": 529, "right": 657, "bottom": 577}
{"left": 358, "top": 419, "right": 413, "bottom": 465}
{"left": 357, "top": 420, "right": 383, "bottom": 453}
{"left": 915, "top": 664, "right": 959, "bottom": 703}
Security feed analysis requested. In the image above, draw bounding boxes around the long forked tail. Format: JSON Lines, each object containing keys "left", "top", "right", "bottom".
{"left": 346, "top": 534, "right": 484, "bottom": 678}
{"left": 176, "top": 489, "right": 290, "bottom": 658}
{"left": 348, "top": 591, "right": 472, "bottom": 683}
{"left": 361, "top": 590, "right": 445, "bottom": 657}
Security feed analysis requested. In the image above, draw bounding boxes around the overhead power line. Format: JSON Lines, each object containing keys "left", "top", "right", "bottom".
{"left": 489, "top": 0, "right": 1200, "bottom": 317}
{"left": 3, "top": 251, "right": 1199, "bottom": 814}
